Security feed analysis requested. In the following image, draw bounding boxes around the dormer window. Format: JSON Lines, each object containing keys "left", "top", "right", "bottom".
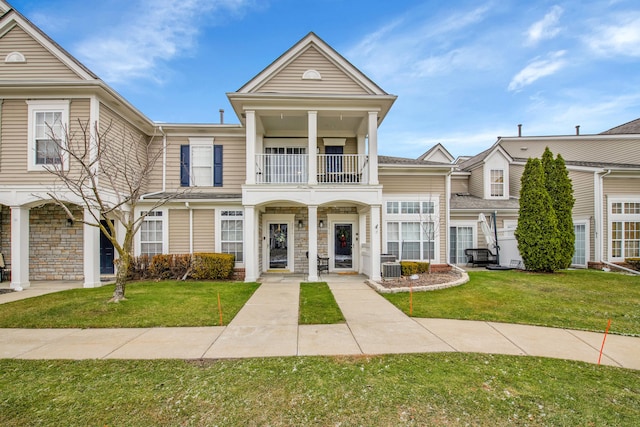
{"left": 490, "top": 169, "right": 504, "bottom": 197}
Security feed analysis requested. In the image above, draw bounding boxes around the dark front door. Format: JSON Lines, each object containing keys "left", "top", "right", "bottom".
{"left": 100, "top": 220, "right": 115, "bottom": 275}
{"left": 269, "top": 223, "right": 288, "bottom": 269}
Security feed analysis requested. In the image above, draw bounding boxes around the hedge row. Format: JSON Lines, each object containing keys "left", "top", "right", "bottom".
{"left": 400, "top": 261, "right": 430, "bottom": 276}
{"left": 128, "top": 253, "right": 235, "bottom": 280}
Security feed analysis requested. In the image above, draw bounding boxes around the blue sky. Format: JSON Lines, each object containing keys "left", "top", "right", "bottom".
{"left": 10, "top": 0, "right": 640, "bottom": 158}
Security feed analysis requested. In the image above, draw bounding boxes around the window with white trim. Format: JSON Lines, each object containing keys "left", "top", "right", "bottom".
{"left": 572, "top": 222, "right": 587, "bottom": 266}
{"left": 191, "top": 145, "right": 213, "bottom": 186}
{"left": 140, "top": 211, "right": 163, "bottom": 256}
{"left": 221, "top": 210, "right": 243, "bottom": 262}
{"left": 385, "top": 199, "right": 438, "bottom": 261}
{"left": 27, "top": 100, "right": 69, "bottom": 170}
{"left": 490, "top": 169, "right": 504, "bottom": 197}
{"left": 610, "top": 200, "right": 640, "bottom": 259}
{"left": 180, "top": 138, "right": 223, "bottom": 187}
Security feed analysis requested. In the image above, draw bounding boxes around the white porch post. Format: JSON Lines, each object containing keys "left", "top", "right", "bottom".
{"left": 308, "top": 111, "right": 318, "bottom": 185}
{"left": 244, "top": 205, "right": 258, "bottom": 282}
{"left": 83, "top": 208, "right": 101, "bottom": 288}
{"left": 307, "top": 205, "right": 318, "bottom": 281}
{"left": 246, "top": 110, "right": 256, "bottom": 185}
{"left": 10, "top": 206, "right": 30, "bottom": 290}
{"left": 358, "top": 211, "right": 367, "bottom": 273}
{"left": 357, "top": 134, "right": 367, "bottom": 183}
{"left": 368, "top": 112, "right": 379, "bottom": 185}
{"left": 369, "top": 204, "right": 382, "bottom": 281}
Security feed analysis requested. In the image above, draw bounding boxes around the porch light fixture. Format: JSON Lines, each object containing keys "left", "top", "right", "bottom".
{"left": 319, "top": 220, "right": 324, "bottom": 229}
{"left": 298, "top": 219, "right": 304, "bottom": 229}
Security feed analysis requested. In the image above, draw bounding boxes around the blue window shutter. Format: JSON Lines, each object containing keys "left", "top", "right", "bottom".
{"left": 180, "top": 145, "right": 190, "bottom": 187}
{"left": 214, "top": 144, "right": 223, "bottom": 187}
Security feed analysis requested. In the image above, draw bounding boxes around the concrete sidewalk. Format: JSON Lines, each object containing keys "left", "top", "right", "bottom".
{"left": 0, "top": 275, "right": 639, "bottom": 369}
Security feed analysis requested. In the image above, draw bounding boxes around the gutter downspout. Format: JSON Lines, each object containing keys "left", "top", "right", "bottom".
{"left": 445, "top": 170, "right": 451, "bottom": 265}
{"left": 186, "top": 202, "right": 193, "bottom": 254}
{"left": 596, "top": 169, "right": 611, "bottom": 262}
{"left": 600, "top": 260, "right": 640, "bottom": 275}
{"left": 140, "top": 125, "right": 167, "bottom": 200}
{"left": 0, "top": 99, "right": 3, "bottom": 173}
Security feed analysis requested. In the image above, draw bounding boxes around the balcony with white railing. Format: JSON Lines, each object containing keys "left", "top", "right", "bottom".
{"left": 317, "top": 154, "right": 368, "bottom": 184}
{"left": 255, "top": 153, "right": 368, "bottom": 185}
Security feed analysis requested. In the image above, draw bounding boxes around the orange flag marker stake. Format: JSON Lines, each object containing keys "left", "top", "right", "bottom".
{"left": 217, "top": 292, "right": 224, "bottom": 326}
{"left": 598, "top": 318, "right": 612, "bottom": 365}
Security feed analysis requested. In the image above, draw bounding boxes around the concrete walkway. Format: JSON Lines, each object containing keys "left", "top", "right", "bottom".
{"left": 1, "top": 275, "right": 639, "bottom": 369}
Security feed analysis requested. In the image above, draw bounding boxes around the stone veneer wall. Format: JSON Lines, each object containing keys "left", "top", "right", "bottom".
{"left": 29, "top": 204, "right": 84, "bottom": 280}
{"left": 0, "top": 205, "right": 10, "bottom": 267}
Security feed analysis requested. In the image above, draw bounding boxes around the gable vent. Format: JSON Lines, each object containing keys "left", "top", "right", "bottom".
{"left": 5, "top": 51, "right": 26, "bottom": 63}
{"left": 302, "top": 69, "right": 322, "bottom": 80}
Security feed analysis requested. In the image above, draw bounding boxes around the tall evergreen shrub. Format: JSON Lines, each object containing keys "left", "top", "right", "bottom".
{"left": 543, "top": 150, "right": 575, "bottom": 268}
{"left": 515, "top": 157, "right": 561, "bottom": 272}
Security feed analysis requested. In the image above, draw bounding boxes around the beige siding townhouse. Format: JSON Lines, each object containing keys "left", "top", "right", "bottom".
{"left": 1, "top": 1, "right": 639, "bottom": 291}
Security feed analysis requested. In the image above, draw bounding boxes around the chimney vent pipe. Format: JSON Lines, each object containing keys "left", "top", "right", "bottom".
{"left": 575, "top": 125, "right": 580, "bottom": 135}
{"left": 219, "top": 109, "right": 224, "bottom": 124}
{"left": 518, "top": 124, "right": 522, "bottom": 137}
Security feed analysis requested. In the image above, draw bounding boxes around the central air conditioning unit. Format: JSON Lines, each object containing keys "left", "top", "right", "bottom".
{"left": 382, "top": 262, "right": 402, "bottom": 279}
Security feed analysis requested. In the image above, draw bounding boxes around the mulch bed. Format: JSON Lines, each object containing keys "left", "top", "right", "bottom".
{"left": 369, "top": 270, "right": 468, "bottom": 293}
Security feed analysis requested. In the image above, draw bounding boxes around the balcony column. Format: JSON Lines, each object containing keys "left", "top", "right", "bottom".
{"left": 308, "top": 111, "right": 318, "bottom": 185}
{"left": 357, "top": 134, "right": 368, "bottom": 183}
{"left": 10, "top": 205, "right": 30, "bottom": 290}
{"left": 307, "top": 205, "right": 318, "bottom": 281}
{"left": 369, "top": 204, "right": 382, "bottom": 281}
{"left": 246, "top": 110, "right": 256, "bottom": 185}
{"left": 368, "top": 112, "right": 379, "bottom": 185}
{"left": 243, "top": 205, "right": 258, "bottom": 282}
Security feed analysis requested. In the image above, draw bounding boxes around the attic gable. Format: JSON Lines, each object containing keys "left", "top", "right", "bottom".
{"left": 0, "top": 5, "right": 96, "bottom": 81}
{"left": 418, "top": 143, "right": 454, "bottom": 163}
{"left": 238, "top": 32, "right": 388, "bottom": 96}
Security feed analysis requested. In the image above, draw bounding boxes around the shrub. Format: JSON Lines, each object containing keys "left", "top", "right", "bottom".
{"left": 171, "top": 254, "right": 192, "bottom": 279}
{"left": 626, "top": 258, "right": 640, "bottom": 271}
{"left": 191, "top": 253, "right": 235, "bottom": 280}
{"left": 127, "top": 255, "right": 151, "bottom": 280}
{"left": 148, "top": 254, "right": 192, "bottom": 280}
{"left": 543, "top": 148, "right": 575, "bottom": 269}
{"left": 400, "top": 261, "right": 430, "bottom": 276}
{"left": 149, "top": 254, "right": 173, "bottom": 279}
{"left": 515, "top": 157, "right": 561, "bottom": 272}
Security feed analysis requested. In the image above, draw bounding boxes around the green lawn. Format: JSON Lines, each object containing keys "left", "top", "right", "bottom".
{"left": 1, "top": 354, "right": 638, "bottom": 426}
{"left": 0, "top": 281, "right": 259, "bottom": 328}
{"left": 384, "top": 269, "right": 640, "bottom": 336}
{"left": 299, "top": 282, "right": 345, "bottom": 324}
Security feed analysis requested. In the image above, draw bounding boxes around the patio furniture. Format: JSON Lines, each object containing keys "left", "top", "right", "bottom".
{"left": 464, "top": 248, "right": 498, "bottom": 267}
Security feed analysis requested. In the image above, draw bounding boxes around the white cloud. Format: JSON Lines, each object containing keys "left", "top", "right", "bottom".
{"left": 525, "top": 5, "right": 563, "bottom": 46}
{"left": 508, "top": 50, "right": 567, "bottom": 91}
{"left": 585, "top": 13, "right": 640, "bottom": 57}
{"left": 346, "top": 3, "right": 494, "bottom": 82}
{"left": 76, "top": 0, "right": 251, "bottom": 84}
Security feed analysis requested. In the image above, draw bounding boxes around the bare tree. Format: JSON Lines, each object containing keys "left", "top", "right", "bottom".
{"left": 42, "top": 118, "right": 182, "bottom": 302}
